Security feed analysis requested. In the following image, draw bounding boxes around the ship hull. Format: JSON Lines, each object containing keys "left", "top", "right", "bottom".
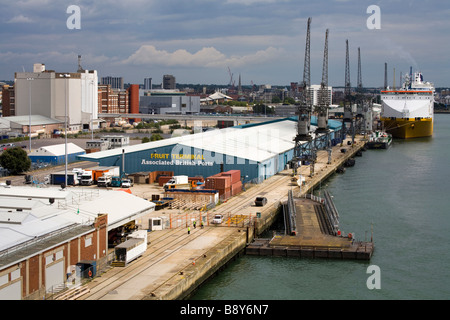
{"left": 381, "top": 118, "right": 433, "bottom": 139}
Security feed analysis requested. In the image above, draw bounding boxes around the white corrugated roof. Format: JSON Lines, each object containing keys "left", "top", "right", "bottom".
{"left": 79, "top": 119, "right": 307, "bottom": 163}
{"left": 31, "top": 142, "right": 85, "bottom": 157}
{"left": 207, "top": 92, "right": 233, "bottom": 100}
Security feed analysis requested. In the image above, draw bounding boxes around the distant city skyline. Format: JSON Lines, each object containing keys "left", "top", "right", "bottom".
{"left": 1, "top": 1, "right": 449, "bottom": 88}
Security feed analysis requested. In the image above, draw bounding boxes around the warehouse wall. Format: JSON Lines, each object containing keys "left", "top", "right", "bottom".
{"left": 91, "top": 143, "right": 262, "bottom": 183}
{"left": 29, "top": 151, "right": 86, "bottom": 165}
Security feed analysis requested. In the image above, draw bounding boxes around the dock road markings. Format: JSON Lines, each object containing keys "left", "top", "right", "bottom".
{"left": 366, "top": 265, "right": 381, "bottom": 290}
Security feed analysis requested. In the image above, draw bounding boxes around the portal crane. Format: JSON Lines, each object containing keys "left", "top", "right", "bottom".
{"left": 292, "top": 17, "right": 316, "bottom": 177}
{"left": 316, "top": 29, "right": 329, "bottom": 133}
{"left": 342, "top": 39, "right": 355, "bottom": 144}
{"left": 357, "top": 47, "right": 363, "bottom": 92}
{"left": 316, "top": 29, "right": 332, "bottom": 164}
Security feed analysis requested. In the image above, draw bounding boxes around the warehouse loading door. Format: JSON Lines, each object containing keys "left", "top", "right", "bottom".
{"left": 45, "top": 260, "right": 64, "bottom": 293}
{"left": 0, "top": 280, "right": 21, "bottom": 300}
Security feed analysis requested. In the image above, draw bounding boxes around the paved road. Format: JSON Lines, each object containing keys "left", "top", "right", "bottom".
{"left": 0, "top": 160, "right": 98, "bottom": 186}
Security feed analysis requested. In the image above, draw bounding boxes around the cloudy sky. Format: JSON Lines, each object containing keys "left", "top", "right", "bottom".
{"left": 1, "top": 0, "right": 449, "bottom": 88}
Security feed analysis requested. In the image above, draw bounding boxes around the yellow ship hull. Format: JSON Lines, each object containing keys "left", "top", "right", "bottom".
{"left": 381, "top": 118, "right": 433, "bottom": 139}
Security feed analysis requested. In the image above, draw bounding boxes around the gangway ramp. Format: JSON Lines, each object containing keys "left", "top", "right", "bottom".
{"left": 247, "top": 196, "right": 373, "bottom": 260}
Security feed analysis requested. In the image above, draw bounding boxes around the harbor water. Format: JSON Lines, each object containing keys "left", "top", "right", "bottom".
{"left": 191, "top": 114, "right": 450, "bottom": 300}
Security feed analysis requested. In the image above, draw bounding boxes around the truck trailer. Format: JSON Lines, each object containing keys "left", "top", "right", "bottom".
{"left": 163, "top": 175, "right": 189, "bottom": 190}
{"left": 113, "top": 230, "right": 148, "bottom": 267}
{"left": 50, "top": 172, "right": 79, "bottom": 186}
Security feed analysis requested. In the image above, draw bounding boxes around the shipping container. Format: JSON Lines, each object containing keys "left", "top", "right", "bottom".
{"left": 149, "top": 171, "right": 174, "bottom": 184}
{"left": 209, "top": 176, "right": 231, "bottom": 189}
{"left": 158, "top": 176, "right": 172, "bottom": 186}
{"left": 221, "top": 170, "right": 241, "bottom": 184}
{"left": 231, "top": 181, "right": 243, "bottom": 196}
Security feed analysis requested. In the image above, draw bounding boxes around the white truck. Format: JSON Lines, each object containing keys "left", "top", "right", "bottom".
{"left": 163, "top": 175, "right": 189, "bottom": 190}
{"left": 80, "top": 170, "right": 94, "bottom": 186}
{"left": 72, "top": 168, "right": 84, "bottom": 184}
{"left": 97, "top": 173, "right": 113, "bottom": 187}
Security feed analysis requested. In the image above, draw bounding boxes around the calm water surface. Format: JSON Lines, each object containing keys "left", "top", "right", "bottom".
{"left": 191, "top": 114, "right": 450, "bottom": 300}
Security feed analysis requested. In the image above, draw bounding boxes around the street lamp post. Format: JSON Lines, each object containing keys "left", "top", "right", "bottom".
{"left": 90, "top": 80, "right": 94, "bottom": 141}
{"left": 27, "top": 77, "right": 34, "bottom": 153}
{"left": 60, "top": 74, "right": 70, "bottom": 188}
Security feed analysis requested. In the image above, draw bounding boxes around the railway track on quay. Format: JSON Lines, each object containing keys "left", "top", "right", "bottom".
{"left": 79, "top": 225, "right": 231, "bottom": 300}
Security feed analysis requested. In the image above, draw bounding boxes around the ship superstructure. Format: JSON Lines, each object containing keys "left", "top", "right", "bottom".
{"left": 381, "top": 71, "right": 435, "bottom": 138}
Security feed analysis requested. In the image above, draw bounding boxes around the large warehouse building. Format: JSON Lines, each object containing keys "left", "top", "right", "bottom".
{"left": 78, "top": 118, "right": 343, "bottom": 184}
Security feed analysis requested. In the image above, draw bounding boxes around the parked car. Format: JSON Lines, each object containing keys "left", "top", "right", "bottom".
{"left": 254, "top": 196, "right": 267, "bottom": 206}
{"left": 211, "top": 214, "right": 223, "bottom": 224}
{"left": 121, "top": 178, "right": 134, "bottom": 188}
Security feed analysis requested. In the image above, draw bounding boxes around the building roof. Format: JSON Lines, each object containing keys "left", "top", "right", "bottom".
{"left": 1, "top": 115, "right": 64, "bottom": 126}
{"left": 78, "top": 118, "right": 336, "bottom": 164}
{"left": 30, "top": 142, "right": 85, "bottom": 157}
{"left": 204, "top": 92, "right": 233, "bottom": 101}
{"left": 0, "top": 186, "right": 155, "bottom": 268}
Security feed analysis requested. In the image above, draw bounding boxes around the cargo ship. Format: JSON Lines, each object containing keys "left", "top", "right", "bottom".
{"left": 381, "top": 71, "right": 435, "bottom": 139}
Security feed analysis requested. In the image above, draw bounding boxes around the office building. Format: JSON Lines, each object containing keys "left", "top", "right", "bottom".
{"left": 310, "top": 85, "right": 333, "bottom": 107}
{"left": 139, "top": 92, "right": 200, "bottom": 115}
{"left": 1, "top": 85, "right": 15, "bottom": 117}
{"left": 163, "top": 75, "right": 176, "bottom": 90}
{"left": 101, "top": 76, "right": 124, "bottom": 90}
{"left": 144, "top": 78, "right": 152, "bottom": 90}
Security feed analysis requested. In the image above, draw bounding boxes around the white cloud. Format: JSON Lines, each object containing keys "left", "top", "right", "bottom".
{"left": 7, "top": 15, "right": 33, "bottom": 23}
{"left": 121, "top": 45, "right": 284, "bottom": 69}
{"left": 225, "top": 0, "right": 290, "bottom": 5}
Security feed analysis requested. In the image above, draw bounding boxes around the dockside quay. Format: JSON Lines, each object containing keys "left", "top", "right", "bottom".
{"left": 0, "top": 116, "right": 372, "bottom": 300}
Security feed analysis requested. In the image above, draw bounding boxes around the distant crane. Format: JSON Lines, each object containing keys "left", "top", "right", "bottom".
{"left": 316, "top": 29, "right": 332, "bottom": 164}
{"left": 355, "top": 48, "right": 372, "bottom": 135}
{"left": 357, "top": 47, "right": 363, "bottom": 92}
{"left": 342, "top": 39, "right": 355, "bottom": 144}
{"left": 316, "top": 29, "right": 329, "bottom": 133}
{"left": 292, "top": 17, "right": 316, "bottom": 178}
{"left": 227, "top": 66, "right": 235, "bottom": 89}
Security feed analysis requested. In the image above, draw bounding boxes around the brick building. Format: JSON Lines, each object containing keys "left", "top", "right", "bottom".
{"left": 1, "top": 85, "right": 15, "bottom": 117}
{"left": 98, "top": 84, "right": 140, "bottom": 124}
{"left": 0, "top": 187, "right": 155, "bottom": 300}
{"left": 98, "top": 84, "right": 119, "bottom": 114}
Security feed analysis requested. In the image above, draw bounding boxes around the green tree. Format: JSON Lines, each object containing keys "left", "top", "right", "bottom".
{"left": 283, "top": 97, "right": 295, "bottom": 105}
{"left": 141, "top": 137, "right": 150, "bottom": 143}
{"left": 150, "top": 134, "right": 163, "bottom": 141}
{"left": 0, "top": 147, "right": 31, "bottom": 175}
{"left": 272, "top": 96, "right": 281, "bottom": 103}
